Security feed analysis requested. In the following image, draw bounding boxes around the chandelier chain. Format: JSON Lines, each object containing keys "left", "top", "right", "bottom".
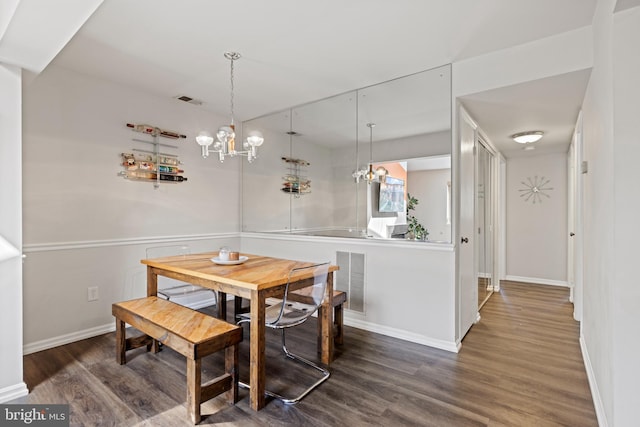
{"left": 229, "top": 56, "right": 235, "bottom": 125}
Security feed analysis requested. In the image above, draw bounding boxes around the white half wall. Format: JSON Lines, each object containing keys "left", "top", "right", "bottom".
{"left": 22, "top": 235, "right": 239, "bottom": 353}
{"left": 241, "top": 233, "right": 458, "bottom": 352}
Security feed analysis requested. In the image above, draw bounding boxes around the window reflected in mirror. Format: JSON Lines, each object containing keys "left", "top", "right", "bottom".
{"left": 367, "top": 155, "right": 451, "bottom": 242}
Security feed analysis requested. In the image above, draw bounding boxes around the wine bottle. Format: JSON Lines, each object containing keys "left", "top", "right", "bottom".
{"left": 159, "top": 175, "right": 187, "bottom": 182}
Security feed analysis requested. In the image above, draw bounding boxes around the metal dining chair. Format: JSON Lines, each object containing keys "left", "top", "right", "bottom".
{"left": 237, "top": 261, "right": 331, "bottom": 404}
{"left": 145, "top": 245, "right": 217, "bottom": 309}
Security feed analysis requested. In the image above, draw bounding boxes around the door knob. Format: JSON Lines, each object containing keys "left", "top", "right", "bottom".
{"left": 461, "top": 237, "right": 469, "bottom": 244}
{"left": 570, "top": 232, "right": 575, "bottom": 237}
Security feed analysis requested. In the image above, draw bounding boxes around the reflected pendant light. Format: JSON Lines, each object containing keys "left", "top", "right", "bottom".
{"left": 353, "top": 123, "right": 387, "bottom": 183}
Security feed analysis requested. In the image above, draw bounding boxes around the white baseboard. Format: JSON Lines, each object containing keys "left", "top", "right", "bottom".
{"left": 344, "top": 315, "right": 460, "bottom": 353}
{"left": 22, "top": 296, "right": 218, "bottom": 356}
{"left": 24, "top": 305, "right": 461, "bottom": 358}
{"left": 0, "top": 382, "right": 29, "bottom": 403}
{"left": 580, "top": 335, "right": 608, "bottom": 427}
{"left": 23, "top": 323, "right": 115, "bottom": 355}
{"left": 504, "top": 275, "right": 570, "bottom": 288}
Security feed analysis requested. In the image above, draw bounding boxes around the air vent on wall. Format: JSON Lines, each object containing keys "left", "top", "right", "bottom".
{"left": 336, "top": 251, "right": 365, "bottom": 313}
{"left": 174, "top": 95, "right": 203, "bottom": 105}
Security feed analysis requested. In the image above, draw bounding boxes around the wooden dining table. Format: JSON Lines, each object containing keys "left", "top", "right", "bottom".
{"left": 141, "top": 251, "right": 339, "bottom": 411}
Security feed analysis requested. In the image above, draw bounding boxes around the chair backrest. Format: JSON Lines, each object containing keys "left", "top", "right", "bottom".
{"left": 145, "top": 245, "right": 191, "bottom": 290}
{"left": 270, "top": 262, "right": 330, "bottom": 327}
{"left": 146, "top": 244, "right": 190, "bottom": 259}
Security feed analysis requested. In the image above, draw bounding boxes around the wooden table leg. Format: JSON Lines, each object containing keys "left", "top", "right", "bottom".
{"left": 146, "top": 266, "right": 161, "bottom": 353}
{"left": 320, "top": 273, "right": 334, "bottom": 365}
{"left": 218, "top": 291, "right": 227, "bottom": 320}
{"left": 249, "top": 289, "right": 266, "bottom": 410}
{"left": 146, "top": 266, "right": 158, "bottom": 296}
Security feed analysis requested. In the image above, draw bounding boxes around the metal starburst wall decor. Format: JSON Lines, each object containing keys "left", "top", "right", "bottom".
{"left": 519, "top": 175, "right": 553, "bottom": 204}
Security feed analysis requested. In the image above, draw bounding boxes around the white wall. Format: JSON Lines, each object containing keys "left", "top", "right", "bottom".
{"left": 21, "top": 65, "right": 243, "bottom": 351}
{"left": 611, "top": 5, "right": 640, "bottom": 423}
{"left": 0, "top": 64, "right": 28, "bottom": 402}
{"left": 580, "top": 1, "right": 640, "bottom": 426}
{"left": 453, "top": 26, "right": 593, "bottom": 98}
{"left": 23, "top": 66, "right": 240, "bottom": 242}
{"left": 505, "top": 153, "right": 568, "bottom": 284}
{"left": 22, "top": 236, "right": 237, "bottom": 353}
{"left": 581, "top": 0, "right": 616, "bottom": 424}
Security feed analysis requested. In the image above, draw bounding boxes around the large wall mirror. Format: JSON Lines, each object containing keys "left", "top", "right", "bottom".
{"left": 242, "top": 64, "right": 452, "bottom": 243}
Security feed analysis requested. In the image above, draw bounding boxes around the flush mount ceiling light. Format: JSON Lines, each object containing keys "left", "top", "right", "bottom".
{"left": 196, "top": 52, "right": 264, "bottom": 162}
{"left": 511, "top": 131, "right": 544, "bottom": 144}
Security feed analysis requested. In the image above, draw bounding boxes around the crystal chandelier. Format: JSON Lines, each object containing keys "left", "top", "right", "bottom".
{"left": 196, "top": 52, "right": 264, "bottom": 162}
{"left": 353, "top": 123, "right": 388, "bottom": 183}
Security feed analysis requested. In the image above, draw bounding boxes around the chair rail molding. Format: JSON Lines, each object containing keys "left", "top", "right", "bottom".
{"left": 22, "top": 232, "right": 240, "bottom": 252}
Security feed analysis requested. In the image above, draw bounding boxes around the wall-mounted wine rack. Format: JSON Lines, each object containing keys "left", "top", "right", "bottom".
{"left": 119, "top": 123, "right": 187, "bottom": 188}
{"left": 281, "top": 156, "right": 310, "bottom": 198}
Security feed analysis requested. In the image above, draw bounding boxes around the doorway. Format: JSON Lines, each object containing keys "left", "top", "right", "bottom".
{"left": 477, "top": 139, "right": 494, "bottom": 308}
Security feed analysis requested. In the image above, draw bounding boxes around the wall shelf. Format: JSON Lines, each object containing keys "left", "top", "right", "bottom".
{"left": 120, "top": 123, "right": 187, "bottom": 188}
{"left": 281, "top": 156, "right": 310, "bottom": 197}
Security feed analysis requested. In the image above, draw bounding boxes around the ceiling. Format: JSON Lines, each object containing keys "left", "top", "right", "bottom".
{"left": 47, "top": 0, "right": 598, "bottom": 158}
{"left": 459, "top": 69, "right": 592, "bottom": 158}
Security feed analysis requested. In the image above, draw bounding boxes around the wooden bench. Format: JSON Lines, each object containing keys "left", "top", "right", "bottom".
{"left": 289, "top": 289, "right": 347, "bottom": 353}
{"left": 319, "top": 290, "right": 347, "bottom": 347}
{"left": 112, "top": 297, "right": 242, "bottom": 424}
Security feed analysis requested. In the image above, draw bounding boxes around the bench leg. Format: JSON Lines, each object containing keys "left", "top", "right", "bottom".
{"left": 316, "top": 304, "right": 345, "bottom": 354}
{"left": 115, "top": 318, "right": 126, "bottom": 365}
{"left": 224, "top": 344, "right": 239, "bottom": 404}
{"left": 334, "top": 304, "right": 344, "bottom": 346}
{"left": 186, "top": 358, "right": 202, "bottom": 424}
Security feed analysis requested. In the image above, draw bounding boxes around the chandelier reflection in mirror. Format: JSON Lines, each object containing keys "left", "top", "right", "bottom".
{"left": 196, "top": 52, "right": 264, "bottom": 162}
{"left": 353, "top": 123, "right": 388, "bottom": 183}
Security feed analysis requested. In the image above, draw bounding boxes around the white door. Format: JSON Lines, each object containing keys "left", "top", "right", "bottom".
{"left": 458, "top": 108, "right": 477, "bottom": 339}
{"left": 567, "top": 136, "right": 576, "bottom": 300}
{"left": 569, "top": 112, "right": 584, "bottom": 321}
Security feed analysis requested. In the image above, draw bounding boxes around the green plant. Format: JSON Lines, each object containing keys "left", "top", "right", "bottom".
{"left": 406, "top": 193, "right": 429, "bottom": 240}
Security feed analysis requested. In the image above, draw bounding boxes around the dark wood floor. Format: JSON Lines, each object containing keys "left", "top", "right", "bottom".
{"left": 13, "top": 281, "right": 597, "bottom": 426}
